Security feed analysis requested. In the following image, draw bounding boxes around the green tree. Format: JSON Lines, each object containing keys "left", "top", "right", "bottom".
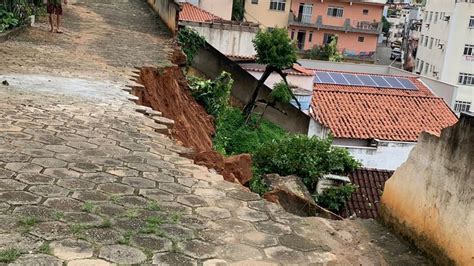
{"left": 304, "top": 36, "right": 343, "bottom": 62}
{"left": 242, "top": 28, "right": 300, "bottom": 119}
{"left": 232, "top": 0, "right": 244, "bottom": 21}
{"left": 177, "top": 27, "right": 206, "bottom": 65}
{"left": 382, "top": 16, "right": 391, "bottom": 35}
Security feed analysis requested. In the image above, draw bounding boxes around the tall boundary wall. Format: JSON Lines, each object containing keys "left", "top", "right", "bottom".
{"left": 146, "top": 0, "right": 180, "bottom": 35}
{"left": 380, "top": 113, "right": 473, "bottom": 265}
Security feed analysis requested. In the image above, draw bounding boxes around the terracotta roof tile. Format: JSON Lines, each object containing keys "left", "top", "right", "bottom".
{"left": 343, "top": 168, "right": 394, "bottom": 219}
{"left": 311, "top": 75, "right": 458, "bottom": 142}
{"left": 179, "top": 2, "right": 222, "bottom": 23}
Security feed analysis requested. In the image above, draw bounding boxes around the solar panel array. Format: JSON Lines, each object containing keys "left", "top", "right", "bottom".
{"left": 314, "top": 71, "right": 418, "bottom": 90}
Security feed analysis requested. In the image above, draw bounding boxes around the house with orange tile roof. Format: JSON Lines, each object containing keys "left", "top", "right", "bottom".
{"left": 178, "top": 2, "right": 259, "bottom": 57}
{"left": 177, "top": 0, "right": 233, "bottom": 20}
{"left": 301, "top": 60, "right": 458, "bottom": 170}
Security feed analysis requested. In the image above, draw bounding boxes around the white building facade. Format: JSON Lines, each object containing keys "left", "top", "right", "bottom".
{"left": 416, "top": 0, "right": 474, "bottom": 113}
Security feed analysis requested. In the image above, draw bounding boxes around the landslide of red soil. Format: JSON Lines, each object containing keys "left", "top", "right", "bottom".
{"left": 138, "top": 66, "right": 215, "bottom": 152}
{"left": 136, "top": 63, "right": 253, "bottom": 185}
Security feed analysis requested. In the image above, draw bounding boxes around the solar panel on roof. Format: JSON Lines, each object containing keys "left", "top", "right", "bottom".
{"left": 316, "top": 72, "right": 335, "bottom": 84}
{"left": 371, "top": 76, "right": 391, "bottom": 88}
{"left": 398, "top": 78, "right": 417, "bottom": 90}
{"left": 358, "top": 75, "right": 377, "bottom": 86}
{"left": 384, "top": 77, "right": 404, "bottom": 88}
{"left": 342, "top": 74, "right": 363, "bottom": 85}
{"left": 329, "top": 73, "right": 349, "bottom": 85}
{"left": 312, "top": 71, "right": 418, "bottom": 91}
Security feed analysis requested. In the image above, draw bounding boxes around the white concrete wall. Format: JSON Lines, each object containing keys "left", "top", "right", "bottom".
{"left": 185, "top": 23, "right": 257, "bottom": 57}
{"left": 340, "top": 142, "right": 416, "bottom": 171}
{"left": 417, "top": 0, "right": 474, "bottom": 111}
{"left": 308, "top": 118, "right": 416, "bottom": 170}
{"left": 247, "top": 70, "right": 315, "bottom": 92}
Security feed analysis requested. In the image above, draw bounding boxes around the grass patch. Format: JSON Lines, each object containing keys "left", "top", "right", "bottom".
{"left": 51, "top": 211, "right": 64, "bottom": 221}
{"left": 0, "top": 248, "right": 21, "bottom": 263}
{"left": 170, "top": 239, "right": 181, "bottom": 253}
{"left": 82, "top": 202, "right": 96, "bottom": 213}
{"left": 98, "top": 217, "right": 112, "bottom": 228}
{"left": 117, "top": 230, "right": 134, "bottom": 245}
{"left": 70, "top": 224, "right": 90, "bottom": 236}
{"left": 109, "top": 195, "right": 119, "bottom": 203}
{"left": 169, "top": 212, "right": 181, "bottom": 224}
{"left": 143, "top": 248, "right": 154, "bottom": 260}
{"left": 38, "top": 243, "right": 51, "bottom": 255}
{"left": 124, "top": 209, "right": 139, "bottom": 219}
{"left": 18, "top": 217, "right": 39, "bottom": 232}
{"left": 147, "top": 201, "right": 161, "bottom": 211}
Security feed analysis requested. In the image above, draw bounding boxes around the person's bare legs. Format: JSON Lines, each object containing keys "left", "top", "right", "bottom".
{"left": 56, "top": 14, "right": 63, "bottom": 33}
{"left": 49, "top": 14, "right": 54, "bottom": 32}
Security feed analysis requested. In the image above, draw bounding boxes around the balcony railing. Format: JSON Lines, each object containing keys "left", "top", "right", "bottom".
{"left": 342, "top": 49, "right": 376, "bottom": 61}
{"left": 289, "top": 15, "right": 382, "bottom": 35}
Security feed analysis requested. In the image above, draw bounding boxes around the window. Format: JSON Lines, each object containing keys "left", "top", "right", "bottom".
{"left": 309, "top": 31, "right": 313, "bottom": 42}
{"left": 291, "top": 30, "right": 295, "bottom": 40}
{"left": 327, "top": 7, "right": 344, "bottom": 17}
{"left": 470, "top": 16, "right": 474, "bottom": 28}
{"left": 323, "top": 33, "right": 336, "bottom": 44}
{"left": 418, "top": 60, "right": 424, "bottom": 73}
{"left": 363, "top": 9, "right": 369, "bottom": 15}
{"left": 429, "top": 37, "right": 434, "bottom": 49}
{"left": 463, "top": 44, "right": 474, "bottom": 55}
{"left": 269, "top": 0, "right": 286, "bottom": 11}
{"left": 421, "top": 35, "right": 424, "bottom": 44}
{"left": 423, "top": 11, "right": 428, "bottom": 21}
{"left": 424, "top": 63, "right": 429, "bottom": 74}
{"left": 429, "top": 11, "right": 433, "bottom": 22}
{"left": 358, "top": 36, "right": 365, "bottom": 42}
{"left": 434, "top": 12, "right": 438, "bottom": 23}
{"left": 454, "top": 101, "right": 471, "bottom": 112}
{"left": 251, "top": 0, "right": 258, "bottom": 4}
{"left": 458, "top": 73, "right": 474, "bottom": 86}
{"left": 424, "top": 36, "right": 429, "bottom": 47}
{"left": 298, "top": 3, "right": 313, "bottom": 23}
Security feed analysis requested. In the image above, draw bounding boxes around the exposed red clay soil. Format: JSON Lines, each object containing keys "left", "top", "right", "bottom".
{"left": 138, "top": 66, "right": 215, "bottom": 152}
{"left": 135, "top": 59, "right": 252, "bottom": 185}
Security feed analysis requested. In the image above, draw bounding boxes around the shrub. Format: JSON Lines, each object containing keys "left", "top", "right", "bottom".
{"left": 213, "top": 107, "right": 286, "bottom": 156}
{"left": 316, "top": 184, "right": 358, "bottom": 213}
{"left": 253, "top": 135, "right": 360, "bottom": 191}
{"left": 269, "top": 82, "right": 292, "bottom": 104}
{"left": 177, "top": 27, "right": 206, "bottom": 65}
{"left": 187, "top": 71, "right": 233, "bottom": 119}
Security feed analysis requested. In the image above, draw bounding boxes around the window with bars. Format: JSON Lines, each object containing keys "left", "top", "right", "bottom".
{"left": 454, "top": 101, "right": 471, "bottom": 113}
{"left": 251, "top": 0, "right": 258, "bottom": 4}
{"left": 358, "top": 36, "right": 365, "bottom": 42}
{"left": 327, "top": 7, "right": 343, "bottom": 17}
{"left": 464, "top": 44, "right": 474, "bottom": 55}
{"left": 269, "top": 0, "right": 286, "bottom": 11}
{"left": 458, "top": 73, "right": 474, "bottom": 86}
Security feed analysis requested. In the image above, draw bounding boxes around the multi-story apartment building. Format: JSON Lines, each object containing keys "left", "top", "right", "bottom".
{"left": 416, "top": 0, "right": 474, "bottom": 113}
{"left": 243, "top": 0, "right": 292, "bottom": 28}
{"left": 287, "top": 0, "right": 385, "bottom": 63}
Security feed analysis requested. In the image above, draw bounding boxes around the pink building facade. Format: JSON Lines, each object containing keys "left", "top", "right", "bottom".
{"left": 288, "top": 0, "right": 384, "bottom": 62}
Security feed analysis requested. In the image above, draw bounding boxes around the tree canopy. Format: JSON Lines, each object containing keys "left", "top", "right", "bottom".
{"left": 252, "top": 28, "right": 297, "bottom": 69}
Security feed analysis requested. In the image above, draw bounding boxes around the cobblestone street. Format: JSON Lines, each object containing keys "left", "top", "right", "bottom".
{"left": 0, "top": 0, "right": 428, "bottom": 265}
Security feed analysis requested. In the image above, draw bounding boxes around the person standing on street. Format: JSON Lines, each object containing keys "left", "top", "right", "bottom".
{"left": 45, "top": 0, "right": 67, "bottom": 33}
